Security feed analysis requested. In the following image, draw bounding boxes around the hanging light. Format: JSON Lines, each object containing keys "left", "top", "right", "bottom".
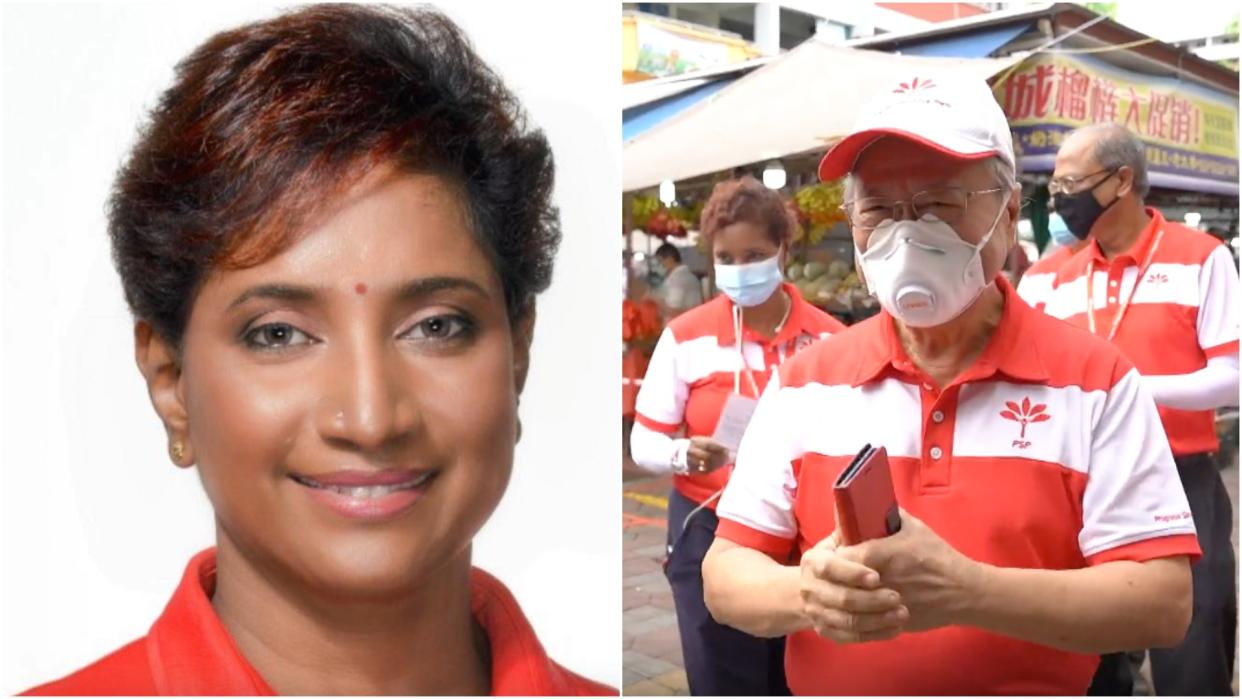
{"left": 658, "top": 179, "right": 676, "bottom": 205}
{"left": 762, "top": 160, "right": 786, "bottom": 190}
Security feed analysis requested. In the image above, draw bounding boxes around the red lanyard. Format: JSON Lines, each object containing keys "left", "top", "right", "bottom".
{"left": 1086, "top": 228, "right": 1164, "bottom": 342}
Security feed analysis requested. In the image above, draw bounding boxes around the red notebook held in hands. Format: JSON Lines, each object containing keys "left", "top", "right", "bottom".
{"left": 832, "top": 444, "right": 902, "bottom": 545}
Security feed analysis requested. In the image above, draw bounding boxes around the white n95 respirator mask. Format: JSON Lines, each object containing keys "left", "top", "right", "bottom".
{"left": 856, "top": 206, "right": 1004, "bottom": 328}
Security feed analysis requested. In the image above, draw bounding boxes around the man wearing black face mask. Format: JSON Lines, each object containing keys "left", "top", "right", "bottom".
{"left": 1052, "top": 165, "right": 1122, "bottom": 242}
{"left": 1041, "top": 123, "right": 1240, "bottom": 696}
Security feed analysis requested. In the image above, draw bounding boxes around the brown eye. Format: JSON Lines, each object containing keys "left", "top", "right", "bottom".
{"left": 423, "top": 317, "right": 449, "bottom": 338}
{"left": 244, "top": 322, "right": 312, "bottom": 349}
{"left": 403, "top": 314, "right": 474, "bottom": 342}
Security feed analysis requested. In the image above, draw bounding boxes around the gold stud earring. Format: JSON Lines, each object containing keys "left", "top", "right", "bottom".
{"left": 170, "top": 441, "right": 185, "bottom": 461}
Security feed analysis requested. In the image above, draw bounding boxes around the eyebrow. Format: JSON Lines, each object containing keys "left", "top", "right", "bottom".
{"left": 856, "top": 182, "right": 963, "bottom": 194}
{"left": 227, "top": 277, "right": 490, "bottom": 310}
{"left": 396, "top": 276, "right": 490, "bottom": 302}
{"left": 228, "top": 283, "right": 318, "bottom": 310}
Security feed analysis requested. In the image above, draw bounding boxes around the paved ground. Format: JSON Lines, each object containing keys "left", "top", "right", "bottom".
{"left": 622, "top": 449, "right": 1240, "bottom": 696}
{"left": 622, "top": 457, "right": 687, "bottom": 696}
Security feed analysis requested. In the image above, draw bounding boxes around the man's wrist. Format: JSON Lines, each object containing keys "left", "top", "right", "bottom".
{"left": 783, "top": 563, "right": 814, "bottom": 635}
{"left": 952, "top": 557, "right": 993, "bottom": 626}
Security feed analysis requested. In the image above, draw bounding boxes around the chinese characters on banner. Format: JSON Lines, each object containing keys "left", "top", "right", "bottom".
{"left": 995, "top": 53, "right": 1238, "bottom": 186}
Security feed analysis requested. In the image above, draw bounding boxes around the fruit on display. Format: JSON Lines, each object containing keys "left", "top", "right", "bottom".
{"left": 630, "top": 195, "right": 660, "bottom": 231}
{"left": 630, "top": 194, "right": 699, "bottom": 239}
{"left": 645, "top": 209, "right": 687, "bottom": 238}
{"left": 792, "top": 181, "right": 847, "bottom": 246}
{"left": 669, "top": 201, "right": 704, "bottom": 230}
{"left": 787, "top": 256, "right": 870, "bottom": 309}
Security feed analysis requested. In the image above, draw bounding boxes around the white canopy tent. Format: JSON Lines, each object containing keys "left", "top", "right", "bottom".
{"left": 623, "top": 36, "right": 1022, "bottom": 192}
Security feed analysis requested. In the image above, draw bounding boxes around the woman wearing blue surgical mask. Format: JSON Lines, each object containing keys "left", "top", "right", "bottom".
{"left": 1016, "top": 212, "right": 1089, "bottom": 311}
{"left": 1048, "top": 212, "right": 1079, "bottom": 250}
{"left": 629, "top": 176, "right": 844, "bottom": 696}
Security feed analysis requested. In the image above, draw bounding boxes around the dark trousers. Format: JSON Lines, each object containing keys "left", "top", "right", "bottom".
{"left": 665, "top": 489, "right": 790, "bottom": 696}
{"left": 1088, "top": 453, "right": 1237, "bottom": 696}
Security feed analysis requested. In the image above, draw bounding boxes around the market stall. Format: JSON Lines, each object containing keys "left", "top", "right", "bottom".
{"left": 622, "top": 36, "right": 1021, "bottom": 323}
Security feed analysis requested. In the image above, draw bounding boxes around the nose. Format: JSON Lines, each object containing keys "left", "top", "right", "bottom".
{"left": 892, "top": 200, "right": 919, "bottom": 222}
{"left": 315, "top": 335, "right": 419, "bottom": 452}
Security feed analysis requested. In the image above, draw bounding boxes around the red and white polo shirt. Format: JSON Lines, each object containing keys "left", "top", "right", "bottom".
{"left": 1015, "top": 243, "right": 1078, "bottom": 310}
{"left": 1039, "top": 208, "right": 1240, "bottom": 456}
{"left": 22, "top": 548, "right": 614, "bottom": 696}
{"left": 634, "top": 283, "right": 845, "bottom": 506}
{"left": 716, "top": 276, "right": 1200, "bottom": 696}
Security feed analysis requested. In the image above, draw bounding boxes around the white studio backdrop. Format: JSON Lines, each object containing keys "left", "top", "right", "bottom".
{"left": 0, "top": 1, "right": 620, "bottom": 692}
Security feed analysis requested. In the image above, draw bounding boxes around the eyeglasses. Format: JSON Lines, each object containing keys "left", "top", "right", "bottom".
{"left": 1047, "top": 168, "right": 1117, "bottom": 196}
{"left": 841, "top": 187, "right": 1006, "bottom": 232}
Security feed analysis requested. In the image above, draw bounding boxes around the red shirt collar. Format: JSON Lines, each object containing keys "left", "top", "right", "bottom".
{"left": 147, "top": 548, "right": 609, "bottom": 695}
{"left": 716, "top": 282, "right": 820, "bottom": 347}
{"left": 847, "top": 276, "right": 1049, "bottom": 387}
{"left": 1088, "top": 207, "right": 1164, "bottom": 266}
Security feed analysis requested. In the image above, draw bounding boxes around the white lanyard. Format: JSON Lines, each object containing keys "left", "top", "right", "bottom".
{"left": 1087, "top": 228, "right": 1164, "bottom": 342}
{"left": 732, "top": 304, "right": 762, "bottom": 397}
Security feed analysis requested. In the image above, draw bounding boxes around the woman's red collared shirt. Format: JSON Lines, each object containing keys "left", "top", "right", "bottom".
{"left": 633, "top": 283, "right": 846, "bottom": 506}
{"left": 23, "top": 548, "right": 614, "bottom": 696}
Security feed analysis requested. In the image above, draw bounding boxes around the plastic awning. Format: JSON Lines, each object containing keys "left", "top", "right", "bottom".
{"left": 623, "top": 78, "right": 737, "bottom": 142}
{"left": 891, "top": 22, "right": 1032, "bottom": 58}
{"left": 623, "top": 37, "right": 1022, "bottom": 192}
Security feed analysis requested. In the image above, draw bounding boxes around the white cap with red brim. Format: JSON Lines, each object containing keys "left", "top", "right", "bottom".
{"left": 817, "top": 74, "right": 1015, "bottom": 182}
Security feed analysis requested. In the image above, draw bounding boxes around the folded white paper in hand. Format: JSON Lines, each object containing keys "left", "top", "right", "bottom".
{"left": 711, "top": 393, "right": 760, "bottom": 459}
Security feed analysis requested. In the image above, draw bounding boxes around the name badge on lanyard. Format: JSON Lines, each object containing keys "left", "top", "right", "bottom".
{"left": 1087, "top": 227, "right": 1164, "bottom": 342}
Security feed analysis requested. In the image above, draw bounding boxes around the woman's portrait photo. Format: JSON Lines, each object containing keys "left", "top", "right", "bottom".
{"left": 1, "top": 2, "right": 618, "bottom": 694}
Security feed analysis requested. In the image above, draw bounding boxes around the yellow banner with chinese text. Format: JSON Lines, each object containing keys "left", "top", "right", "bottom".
{"left": 995, "top": 53, "right": 1238, "bottom": 184}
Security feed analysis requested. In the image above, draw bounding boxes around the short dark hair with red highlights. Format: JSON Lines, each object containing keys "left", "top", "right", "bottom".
{"left": 698, "top": 176, "right": 794, "bottom": 248}
{"left": 109, "top": 4, "right": 559, "bottom": 347}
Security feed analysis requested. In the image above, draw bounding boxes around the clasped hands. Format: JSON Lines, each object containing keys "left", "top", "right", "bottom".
{"left": 798, "top": 508, "right": 981, "bottom": 644}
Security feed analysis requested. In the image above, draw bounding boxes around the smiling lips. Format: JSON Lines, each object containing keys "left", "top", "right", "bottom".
{"left": 291, "top": 469, "right": 436, "bottom": 519}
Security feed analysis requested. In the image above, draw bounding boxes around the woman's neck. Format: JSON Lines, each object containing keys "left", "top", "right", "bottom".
{"left": 740, "top": 287, "right": 790, "bottom": 339}
{"left": 896, "top": 283, "right": 1004, "bottom": 388}
{"left": 211, "top": 531, "right": 490, "bottom": 695}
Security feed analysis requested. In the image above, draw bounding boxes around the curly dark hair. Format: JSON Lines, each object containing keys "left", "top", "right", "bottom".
{"left": 109, "top": 4, "right": 559, "bottom": 348}
{"left": 698, "top": 176, "right": 795, "bottom": 248}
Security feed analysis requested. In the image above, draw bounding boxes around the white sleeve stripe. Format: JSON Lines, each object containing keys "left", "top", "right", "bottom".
{"left": 1197, "top": 245, "right": 1240, "bottom": 350}
{"left": 632, "top": 328, "right": 687, "bottom": 426}
{"left": 1080, "top": 527, "right": 1196, "bottom": 559}
{"left": 1079, "top": 368, "right": 1196, "bottom": 557}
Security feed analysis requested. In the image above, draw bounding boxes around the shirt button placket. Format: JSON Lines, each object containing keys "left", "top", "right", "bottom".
{"left": 921, "top": 385, "right": 957, "bottom": 490}
{"left": 1108, "top": 266, "right": 1124, "bottom": 305}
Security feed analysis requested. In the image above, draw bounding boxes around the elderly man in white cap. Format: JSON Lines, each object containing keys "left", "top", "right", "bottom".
{"left": 699, "top": 74, "right": 1199, "bottom": 694}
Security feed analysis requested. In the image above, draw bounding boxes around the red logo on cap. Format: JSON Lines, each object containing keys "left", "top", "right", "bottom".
{"left": 894, "top": 77, "right": 936, "bottom": 93}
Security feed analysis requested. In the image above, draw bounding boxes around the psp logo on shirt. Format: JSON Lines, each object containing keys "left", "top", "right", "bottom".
{"left": 1000, "top": 397, "right": 1051, "bottom": 450}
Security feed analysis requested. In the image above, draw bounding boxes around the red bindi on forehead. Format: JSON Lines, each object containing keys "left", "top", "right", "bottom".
{"left": 354, "top": 283, "right": 367, "bottom": 295}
